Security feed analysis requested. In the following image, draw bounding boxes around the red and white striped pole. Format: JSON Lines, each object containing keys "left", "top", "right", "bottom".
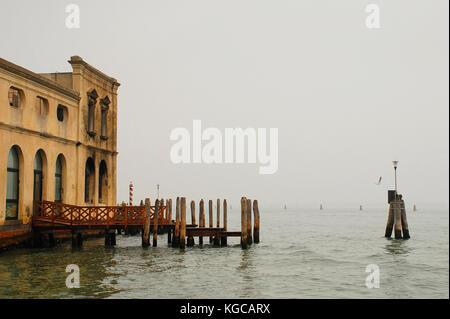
{"left": 129, "top": 181, "right": 133, "bottom": 206}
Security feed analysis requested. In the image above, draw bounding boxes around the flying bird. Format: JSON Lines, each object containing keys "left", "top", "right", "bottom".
{"left": 375, "top": 176, "right": 382, "bottom": 185}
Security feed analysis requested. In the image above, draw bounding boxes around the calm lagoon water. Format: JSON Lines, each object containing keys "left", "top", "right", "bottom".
{"left": 0, "top": 207, "right": 448, "bottom": 299}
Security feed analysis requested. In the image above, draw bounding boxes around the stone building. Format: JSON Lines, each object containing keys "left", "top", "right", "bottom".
{"left": 0, "top": 56, "right": 120, "bottom": 248}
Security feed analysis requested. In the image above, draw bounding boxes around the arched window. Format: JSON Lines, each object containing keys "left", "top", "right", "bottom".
{"left": 85, "top": 158, "right": 95, "bottom": 203}
{"left": 33, "top": 152, "right": 43, "bottom": 202}
{"left": 8, "top": 87, "right": 23, "bottom": 108}
{"left": 55, "top": 155, "right": 64, "bottom": 203}
{"left": 6, "top": 147, "right": 20, "bottom": 219}
{"left": 99, "top": 161, "right": 108, "bottom": 203}
{"left": 57, "top": 104, "right": 68, "bottom": 122}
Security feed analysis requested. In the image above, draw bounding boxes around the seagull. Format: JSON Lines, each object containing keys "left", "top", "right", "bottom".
{"left": 375, "top": 176, "right": 382, "bottom": 185}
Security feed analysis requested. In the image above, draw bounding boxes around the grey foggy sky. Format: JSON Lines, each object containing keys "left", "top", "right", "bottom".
{"left": 0, "top": 0, "right": 448, "bottom": 210}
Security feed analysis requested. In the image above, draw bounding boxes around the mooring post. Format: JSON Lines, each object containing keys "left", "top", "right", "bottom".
{"left": 199, "top": 199, "right": 205, "bottom": 246}
{"left": 187, "top": 201, "right": 195, "bottom": 246}
{"left": 241, "top": 197, "right": 248, "bottom": 249}
{"left": 71, "top": 230, "right": 77, "bottom": 248}
{"left": 161, "top": 199, "right": 165, "bottom": 223}
{"left": 400, "top": 198, "right": 410, "bottom": 239}
{"left": 48, "top": 233, "right": 56, "bottom": 247}
{"left": 167, "top": 199, "right": 173, "bottom": 244}
{"left": 158, "top": 199, "right": 164, "bottom": 235}
{"left": 105, "top": 230, "right": 111, "bottom": 247}
{"left": 246, "top": 198, "right": 252, "bottom": 245}
{"left": 142, "top": 198, "right": 151, "bottom": 247}
{"left": 32, "top": 230, "right": 43, "bottom": 248}
{"left": 191, "top": 200, "right": 196, "bottom": 226}
{"left": 216, "top": 199, "right": 220, "bottom": 228}
{"left": 213, "top": 198, "right": 221, "bottom": 246}
{"left": 111, "top": 230, "right": 116, "bottom": 246}
{"left": 71, "top": 231, "right": 82, "bottom": 248}
{"left": 209, "top": 200, "right": 213, "bottom": 243}
{"left": 168, "top": 198, "right": 173, "bottom": 222}
{"left": 180, "top": 197, "right": 186, "bottom": 249}
{"left": 385, "top": 202, "right": 395, "bottom": 238}
{"left": 393, "top": 200, "right": 403, "bottom": 239}
{"left": 153, "top": 199, "right": 160, "bottom": 247}
{"left": 221, "top": 199, "right": 228, "bottom": 246}
{"left": 173, "top": 197, "right": 180, "bottom": 247}
{"left": 105, "top": 229, "right": 116, "bottom": 247}
{"left": 77, "top": 232, "right": 83, "bottom": 247}
{"left": 253, "top": 199, "right": 260, "bottom": 243}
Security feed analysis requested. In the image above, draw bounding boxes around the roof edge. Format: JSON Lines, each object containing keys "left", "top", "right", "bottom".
{"left": 68, "top": 56, "right": 120, "bottom": 87}
{"left": 0, "top": 57, "right": 80, "bottom": 101}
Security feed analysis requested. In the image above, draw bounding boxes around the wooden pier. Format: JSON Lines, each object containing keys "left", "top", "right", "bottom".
{"left": 31, "top": 197, "right": 260, "bottom": 249}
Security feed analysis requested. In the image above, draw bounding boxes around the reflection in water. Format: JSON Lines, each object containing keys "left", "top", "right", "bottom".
{"left": 384, "top": 238, "right": 412, "bottom": 256}
{"left": 0, "top": 209, "right": 448, "bottom": 298}
{"left": 237, "top": 248, "right": 255, "bottom": 298}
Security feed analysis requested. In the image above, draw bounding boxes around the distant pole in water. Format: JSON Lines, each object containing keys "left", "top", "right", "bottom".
{"left": 284, "top": 204, "right": 287, "bottom": 211}
{"left": 413, "top": 204, "right": 417, "bottom": 212}
{"left": 360, "top": 205, "right": 363, "bottom": 211}
{"left": 320, "top": 204, "right": 323, "bottom": 210}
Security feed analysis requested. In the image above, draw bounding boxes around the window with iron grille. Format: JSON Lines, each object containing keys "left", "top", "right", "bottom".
{"left": 8, "top": 87, "right": 21, "bottom": 108}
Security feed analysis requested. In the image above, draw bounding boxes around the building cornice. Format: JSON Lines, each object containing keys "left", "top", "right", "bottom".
{"left": 0, "top": 57, "right": 80, "bottom": 102}
{"left": 0, "top": 122, "right": 117, "bottom": 155}
{"left": 68, "top": 56, "right": 120, "bottom": 88}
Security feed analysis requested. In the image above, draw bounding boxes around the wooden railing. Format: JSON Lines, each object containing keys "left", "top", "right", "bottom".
{"left": 32, "top": 201, "right": 170, "bottom": 228}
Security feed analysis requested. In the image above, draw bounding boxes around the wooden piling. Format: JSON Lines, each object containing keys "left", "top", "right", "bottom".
{"left": 213, "top": 199, "right": 221, "bottom": 246}
{"left": 246, "top": 199, "right": 252, "bottom": 245}
{"left": 253, "top": 199, "right": 260, "bottom": 243}
{"left": 172, "top": 197, "right": 180, "bottom": 247}
{"left": 111, "top": 231, "right": 116, "bottom": 246}
{"left": 71, "top": 231, "right": 77, "bottom": 248}
{"left": 168, "top": 199, "right": 173, "bottom": 222}
{"left": 105, "top": 230, "right": 112, "bottom": 246}
{"left": 199, "top": 199, "right": 205, "bottom": 246}
{"left": 72, "top": 232, "right": 82, "bottom": 248}
{"left": 241, "top": 197, "right": 248, "bottom": 249}
{"left": 187, "top": 201, "right": 195, "bottom": 246}
{"left": 400, "top": 199, "right": 410, "bottom": 239}
{"left": 48, "top": 233, "right": 56, "bottom": 247}
{"left": 221, "top": 199, "right": 228, "bottom": 246}
{"left": 180, "top": 197, "right": 186, "bottom": 249}
{"left": 393, "top": 200, "right": 403, "bottom": 239}
{"left": 167, "top": 199, "right": 172, "bottom": 244}
{"left": 216, "top": 199, "right": 220, "bottom": 227}
{"left": 142, "top": 198, "right": 151, "bottom": 247}
{"left": 153, "top": 199, "right": 159, "bottom": 247}
{"left": 384, "top": 202, "right": 394, "bottom": 238}
{"left": 209, "top": 200, "right": 213, "bottom": 243}
{"left": 105, "top": 230, "right": 116, "bottom": 246}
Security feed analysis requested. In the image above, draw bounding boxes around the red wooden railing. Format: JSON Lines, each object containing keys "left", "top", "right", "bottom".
{"left": 32, "top": 201, "right": 170, "bottom": 228}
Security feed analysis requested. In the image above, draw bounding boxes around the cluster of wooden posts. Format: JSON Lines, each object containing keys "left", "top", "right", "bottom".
{"left": 384, "top": 194, "right": 410, "bottom": 239}
{"left": 141, "top": 197, "right": 260, "bottom": 249}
